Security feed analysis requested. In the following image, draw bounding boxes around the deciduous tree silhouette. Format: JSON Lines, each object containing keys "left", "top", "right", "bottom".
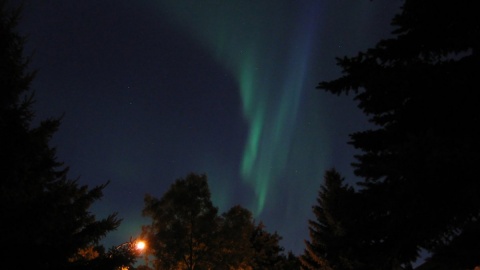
{"left": 141, "top": 173, "right": 298, "bottom": 270}
{"left": 142, "top": 173, "right": 219, "bottom": 270}
{"left": 216, "top": 205, "right": 256, "bottom": 269}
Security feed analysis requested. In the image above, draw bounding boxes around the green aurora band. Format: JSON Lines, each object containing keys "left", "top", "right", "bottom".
{"left": 151, "top": 1, "right": 327, "bottom": 215}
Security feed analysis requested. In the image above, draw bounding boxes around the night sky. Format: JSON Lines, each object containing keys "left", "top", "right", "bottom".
{"left": 15, "top": 0, "right": 401, "bottom": 255}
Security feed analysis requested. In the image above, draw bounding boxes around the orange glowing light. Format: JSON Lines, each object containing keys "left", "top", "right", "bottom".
{"left": 135, "top": 240, "right": 146, "bottom": 251}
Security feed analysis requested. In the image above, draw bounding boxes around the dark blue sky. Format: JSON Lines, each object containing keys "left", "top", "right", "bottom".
{"left": 16, "top": 0, "right": 401, "bottom": 255}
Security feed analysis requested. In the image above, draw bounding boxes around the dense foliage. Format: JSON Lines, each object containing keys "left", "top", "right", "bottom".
{"left": 0, "top": 2, "right": 129, "bottom": 269}
{"left": 141, "top": 173, "right": 299, "bottom": 270}
{"left": 301, "top": 169, "right": 365, "bottom": 270}
{"left": 306, "top": 0, "right": 480, "bottom": 269}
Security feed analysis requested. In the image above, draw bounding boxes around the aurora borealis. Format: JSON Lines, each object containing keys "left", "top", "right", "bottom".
{"left": 153, "top": 1, "right": 324, "bottom": 215}
{"left": 15, "top": 0, "right": 401, "bottom": 254}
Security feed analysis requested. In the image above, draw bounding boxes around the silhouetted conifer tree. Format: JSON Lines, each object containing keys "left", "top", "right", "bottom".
{"left": 301, "top": 169, "right": 364, "bottom": 270}
{"left": 0, "top": 2, "right": 124, "bottom": 269}
{"left": 317, "top": 0, "right": 480, "bottom": 268}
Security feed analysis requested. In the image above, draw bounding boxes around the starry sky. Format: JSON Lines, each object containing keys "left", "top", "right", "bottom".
{"left": 15, "top": 0, "right": 401, "bottom": 255}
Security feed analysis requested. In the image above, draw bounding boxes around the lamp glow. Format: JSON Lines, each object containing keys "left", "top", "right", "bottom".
{"left": 135, "top": 240, "right": 146, "bottom": 251}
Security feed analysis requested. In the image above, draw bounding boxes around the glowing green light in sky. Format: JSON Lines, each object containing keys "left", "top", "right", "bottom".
{"left": 151, "top": 0, "right": 324, "bottom": 215}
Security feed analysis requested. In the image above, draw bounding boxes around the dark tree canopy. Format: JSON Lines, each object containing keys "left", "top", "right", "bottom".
{"left": 0, "top": 2, "right": 124, "bottom": 269}
{"left": 250, "top": 221, "right": 289, "bottom": 270}
{"left": 216, "top": 205, "right": 256, "bottom": 269}
{"left": 141, "top": 173, "right": 298, "bottom": 270}
{"left": 301, "top": 169, "right": 366, "bottom": 270}
{"left": 142, "top": 173, "right": 219, "bottom": 270}
{"left": 317, "top": 0, "right": 480, "bottom": 268}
